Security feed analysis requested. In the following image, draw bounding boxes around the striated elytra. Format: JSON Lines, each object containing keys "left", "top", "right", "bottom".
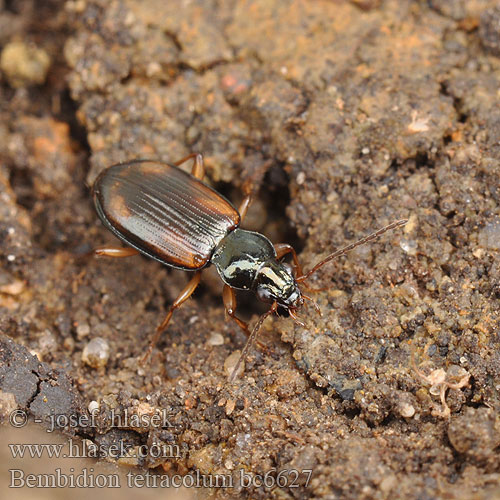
{"left": 93, "top": 159, "right": 241, "bottom": 270}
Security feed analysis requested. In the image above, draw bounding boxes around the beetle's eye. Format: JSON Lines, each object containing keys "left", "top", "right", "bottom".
{"left": 256, "top": 287, "right": 273, "bottom": 303}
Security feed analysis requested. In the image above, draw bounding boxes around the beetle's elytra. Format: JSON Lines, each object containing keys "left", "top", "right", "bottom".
{"left": 93, "top": 159, "right": 240, "bottom": 270}
{"left": 92, "top": 153, "right": 407, "bottom": 379}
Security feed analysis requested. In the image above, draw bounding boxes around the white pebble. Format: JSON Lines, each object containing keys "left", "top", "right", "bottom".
{"left": 208, "top": 333, "right": 224, "bottom": 346}
{"left": 399, "top": 402, "right": 415, "bottom": 418}
{"left": 82, "top": 337, "right": 110, "bottom": 368}
{"left": 88, "top": 400, "right": 99, "bottom": 414}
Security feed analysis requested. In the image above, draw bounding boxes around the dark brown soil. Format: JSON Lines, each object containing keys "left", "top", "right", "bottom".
{"left": 0, "top": 0, "right": 499, "bottom": 498}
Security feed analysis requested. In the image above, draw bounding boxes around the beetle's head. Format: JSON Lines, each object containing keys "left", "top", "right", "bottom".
{"left": 253, "top": 260, "right": 303, "bottom": 310}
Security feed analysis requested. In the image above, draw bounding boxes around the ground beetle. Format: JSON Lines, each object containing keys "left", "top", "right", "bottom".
{"left": 92, "top": 154, "right": 406, "bottom": 379}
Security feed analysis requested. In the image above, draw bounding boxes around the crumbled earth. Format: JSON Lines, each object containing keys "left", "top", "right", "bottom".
{"left": 0, "top": 0, "right": 500, "bottom": 498}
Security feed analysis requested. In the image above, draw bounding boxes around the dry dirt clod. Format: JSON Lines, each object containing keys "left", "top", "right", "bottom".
{"left": 0, "top": 41, "right": 51, "bottom": 88}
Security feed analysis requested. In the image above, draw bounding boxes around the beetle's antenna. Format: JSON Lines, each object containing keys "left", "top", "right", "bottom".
{"left": 296, "top": 218, "right": 408, "bottom": 283}
{"left": 230, "top": 302, "right": 278, "bottom": 382}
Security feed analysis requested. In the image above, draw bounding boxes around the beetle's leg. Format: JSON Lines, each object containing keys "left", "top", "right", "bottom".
{"left": 237, "top": 159, "right": 273, "bottom": 221}
{"left": 223, "top": 285, "right": 251, "bottom": 337}
{"left": 223, "top": 285, "right": 269, "bottom": 351}
{"left": 238, "top": 194, "right": 252, "bottom": 222}
{"left": 274, "top": 243, "right": 304, "bottom": 277}
{"left": 173, "top": 153, "right": 205, "bottom": 180}
{"left": 141, "top": 270, "right": 202, "bottom": 363}
{"left": 94, "top": 247, "right": 140, "bottom": 258}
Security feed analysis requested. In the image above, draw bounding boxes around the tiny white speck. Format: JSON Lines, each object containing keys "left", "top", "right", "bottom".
{"left": 296, "top": 172, "right": 306, "bottom": 185}
{"left": 361, "top": 147, "right": 370, "bottom": 155}
{"left": 280, "top": 66, "right": 288, "bottom": 74}
{"left": 7, "top": 255, "right": 15, "bottom": 262}
{"left": 460, "top": 356, "right": 467, "bottom": 364}
{"left": 189, "top": 315, "right": 198, "bottom": 324}
{"left": 7, "top": 227, "right": 15, "bottom": 235}
{"left": 146, "top": 61, "right": 161, "bottom": 77}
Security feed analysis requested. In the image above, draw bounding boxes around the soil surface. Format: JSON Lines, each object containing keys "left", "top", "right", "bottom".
{"left": 0, "top": 0, "right": 500, "bottom": 499}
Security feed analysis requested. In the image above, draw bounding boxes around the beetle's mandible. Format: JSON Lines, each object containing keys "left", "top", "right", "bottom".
{"left": 91, "top": 154, "right": 407, "bottom": 379}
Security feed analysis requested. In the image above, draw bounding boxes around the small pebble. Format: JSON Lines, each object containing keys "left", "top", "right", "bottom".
{"left": 88, "top": 400, "right": 99, "bottom": 414}
{"left": 207, "top": 332, "right": 224, "bottom": 346}
{"left": 63, "top": 337, "right": 75, "bottom": 352}
{"left": 448, "top": 407, "right": 499, "bottom": 461}
{"left": 400, "top": 238, "right": 418, "bottom": 255}
{"left": 398, "top": 402, "right": 415, "bottom": 418}
{"left": 0, "top": 41, "right": 51, "bottom": 88}
{"left": 38, "top": 329, "right": 57, "bottom": 357}
{"left": 225, "top": 399, "right": 236, "bottom": 415}
{"left": 478, "top": 219, "right": 500, "bottom": 250}
{"left": 76, "top": 322, "right": 90, "bottom": 339}
{"left": 82, "top": 337, "right": 110, "bottom": 368}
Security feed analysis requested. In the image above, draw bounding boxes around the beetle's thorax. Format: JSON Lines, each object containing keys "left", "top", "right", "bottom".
{"left": 211, "top": 228, "right": 302, "bottom": 309}
{"left": 212, "top": 228, "right": 275, "bottom": 289}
